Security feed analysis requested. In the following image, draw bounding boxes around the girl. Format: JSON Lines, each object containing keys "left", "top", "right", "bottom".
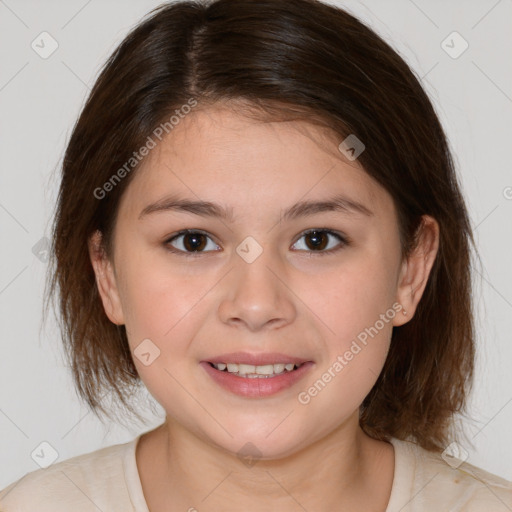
{"left": 1, "top": 0, "right": 511, "bottom": 510}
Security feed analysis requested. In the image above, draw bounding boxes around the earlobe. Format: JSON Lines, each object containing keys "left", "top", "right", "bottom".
{"left": 88, "top": 230, "right": 125, "bottom": 325}
{"left": 393, "top": 216, "right": 440, "bottom": 327}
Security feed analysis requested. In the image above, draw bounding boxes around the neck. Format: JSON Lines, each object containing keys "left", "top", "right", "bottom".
{"left": 137, "top": 413, "right": 395, "bottom": 512}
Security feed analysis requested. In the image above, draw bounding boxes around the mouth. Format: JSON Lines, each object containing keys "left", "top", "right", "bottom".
{"left": 200, "top": 353, "right": 314, "bottom": 397}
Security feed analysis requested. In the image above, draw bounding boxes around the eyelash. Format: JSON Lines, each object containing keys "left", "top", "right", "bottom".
{"left": 163, "top": 228, "right": 350, "bottom": 258}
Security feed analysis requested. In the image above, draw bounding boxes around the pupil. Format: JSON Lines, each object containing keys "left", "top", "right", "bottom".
{"left": 306, "top": 230, "right": 327, "bottom": 250}
{"left": 184, "top": 233, "right": 206, "bottom": 252}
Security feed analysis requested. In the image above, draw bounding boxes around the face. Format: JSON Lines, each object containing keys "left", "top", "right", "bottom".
{"left": 90, "top": 104, "right": 438, "bottom": 459}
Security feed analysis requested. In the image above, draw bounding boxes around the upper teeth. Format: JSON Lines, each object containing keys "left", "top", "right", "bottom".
{"left": 213, "top": 362, "right": 298, "bottom": 377}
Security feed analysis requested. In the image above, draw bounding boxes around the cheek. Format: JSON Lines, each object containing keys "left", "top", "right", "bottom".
{"left": 298, "top": 316, "right": 393, "bottom": 423}
{"left": 299, "top": 247, "right": 397, "bottom": 401}
{"left": 119, "top": 261, "right": 203, "bottom": 408}
{"left": 310, "top": 252, "right": 397, "bottom": 339}
{"left": 117, "top": 254, "right": 204, "bottom": 349}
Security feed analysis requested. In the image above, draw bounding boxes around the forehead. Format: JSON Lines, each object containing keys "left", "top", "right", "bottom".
{"left": 118, "top": 106, "right": 393, "bottom": 221}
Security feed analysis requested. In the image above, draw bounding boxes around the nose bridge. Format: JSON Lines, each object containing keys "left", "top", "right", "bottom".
{"left": 233, "top": 234, "right": 282, "bottom": 304}
{"left": 217, "top": 235, "right": 295, "bottom": 330}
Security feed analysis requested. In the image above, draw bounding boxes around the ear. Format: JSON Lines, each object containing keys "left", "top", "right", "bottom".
{"left": 393, "top": 215, "right": 439, "bottom": 327}
{"left": 88, "top": 230, "right": 125, "bottom": 325}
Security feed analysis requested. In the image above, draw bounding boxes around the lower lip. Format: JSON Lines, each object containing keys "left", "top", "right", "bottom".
{"left": 200, "top": 361, "right": 314, "bottom": 398}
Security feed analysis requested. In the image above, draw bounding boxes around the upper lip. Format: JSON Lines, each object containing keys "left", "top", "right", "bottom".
{"left": 204, "top": 352, "right": 312, "bottom": 366}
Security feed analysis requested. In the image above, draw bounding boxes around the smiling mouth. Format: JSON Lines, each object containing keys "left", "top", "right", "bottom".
{"left": 208, "top": 362, "right": 305, "bottom": 378}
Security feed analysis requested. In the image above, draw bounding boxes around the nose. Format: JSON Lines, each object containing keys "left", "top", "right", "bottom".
{"left": 217, "top": 247, "right": 297, "bottom": 332}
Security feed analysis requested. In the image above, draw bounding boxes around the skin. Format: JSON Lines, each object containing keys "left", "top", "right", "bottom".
{"left": 89, "top": 103, "right": 439, "bottom": 511}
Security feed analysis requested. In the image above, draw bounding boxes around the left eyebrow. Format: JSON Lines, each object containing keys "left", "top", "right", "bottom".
{"left": 138, "top": 193, "right": 374, "bottom": 222}
{"left": 281, "top": 194, "right": 374, "bottom": 221}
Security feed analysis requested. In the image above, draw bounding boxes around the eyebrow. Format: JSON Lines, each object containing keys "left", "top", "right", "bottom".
{"left": 138, "top": 193, "right": 374, "bottom": 222}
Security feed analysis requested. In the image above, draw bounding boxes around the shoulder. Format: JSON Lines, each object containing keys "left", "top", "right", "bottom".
{"left": 391, "top": 438, "right": 512, "bottom": 512}
{"left": 0, "top": 439, "right": 135, "bottom": 511}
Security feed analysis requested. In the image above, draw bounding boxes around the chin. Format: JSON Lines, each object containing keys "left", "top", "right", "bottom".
{"left": 200, "top": 417, "right": 314, "bottom": 462}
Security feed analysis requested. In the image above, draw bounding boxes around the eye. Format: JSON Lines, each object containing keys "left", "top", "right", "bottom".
{"left": 164, "top": 228, "right": 349, "bottom": 258}
{"left": 291, "top": 229, "right": 348, "bottom": 255}
{"left": 165, "top": 230, "right": 220, "bottom": 256}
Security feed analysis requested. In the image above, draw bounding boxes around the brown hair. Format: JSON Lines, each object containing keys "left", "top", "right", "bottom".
{"left": 45, "top": 0, "right": 480, "bottom": 451}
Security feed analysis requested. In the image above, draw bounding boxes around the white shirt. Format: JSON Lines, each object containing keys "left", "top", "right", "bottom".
{"left": 1, "top": 435, "right": 511, "bottom": 511}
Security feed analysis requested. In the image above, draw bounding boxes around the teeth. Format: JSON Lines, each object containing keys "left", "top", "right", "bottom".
{"left": 253, "top": 364, "right": 273, "bottom": 375}
{"left": 239, "top": 363, "right": 257, "bottom": 374}
{"left": 212, "top": 362, "right": 300, "bottom": 377}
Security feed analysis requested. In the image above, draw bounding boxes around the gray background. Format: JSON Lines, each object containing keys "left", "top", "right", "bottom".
{"left": 1, "top": 0, "right": 511, "bottom": 488}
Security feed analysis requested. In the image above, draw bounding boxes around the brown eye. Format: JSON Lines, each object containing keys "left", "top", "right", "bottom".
{"left": 304, "top": 230, "right": 329, "bottom": 250}
{"left": 165, "top": 228, "right": 348, "bottom": 258}
{"left": 182, "top": 232, "right": 207, "bottom": 252}
{"left": 166, "top": 230, "right": 219, "bottom": 254}
{"left": 292, "top": 229, "right": 347, "bottom": 254}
